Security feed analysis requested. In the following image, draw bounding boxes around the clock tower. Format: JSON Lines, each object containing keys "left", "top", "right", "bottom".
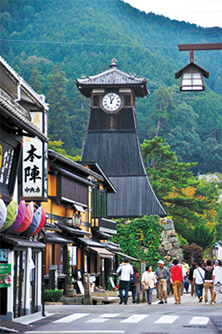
{"left": 75, "top": 59, "right": 166, "bottom": 218}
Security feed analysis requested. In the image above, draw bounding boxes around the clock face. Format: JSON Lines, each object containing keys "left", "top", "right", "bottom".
{"left": 102, "top": 93, "right": 121, "bottom": 112}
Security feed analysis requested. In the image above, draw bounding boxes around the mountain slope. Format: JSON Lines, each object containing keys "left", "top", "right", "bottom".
{"left": 1, "top": 0, "right": 221, "bottom": 172}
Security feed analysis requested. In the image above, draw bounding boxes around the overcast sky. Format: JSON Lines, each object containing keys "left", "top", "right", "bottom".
{"left": 123, "top": 0, "right": 222, "bottom": 28}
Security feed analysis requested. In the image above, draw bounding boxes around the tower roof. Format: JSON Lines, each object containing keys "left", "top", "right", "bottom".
{"left": 75, "top": 59, "right": 149, "bottom": 98}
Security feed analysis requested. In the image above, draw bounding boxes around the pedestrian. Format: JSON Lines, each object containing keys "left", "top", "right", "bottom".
{"left": 116, "top": 257, "right": 133, "bottom": 305}
{"left": 170, "top": 259, "right": 183, "bottom": 304}
{"left": 130, "top": 266, "right": 138, "bottom": 303}
{"left": 212, "top": 260, "right": 222, "bottom": 304}
{"left": 169, "top": 261, "right": 174, "bottom": 295}
{"left": 141, "top": 264, "right": 157, "bottom": 304}
{"left": 188, "top": 262, "right": 196, "bottom": 296}
{"left": 193, "top": 262, "right": 205, "bottom": 302}
{"left": 179, "top": 263, "right": 186, "bottom": 295}
{"left": 116, "top": 259, "right": 125, "bottom": 290}
{"left": 155, "top": 260, "right": 170, "bottom": 304}
{"left": 182, "top": 259, "right": 190, "bottom": 293}
{"left": 203, "top": 259, "right": 214, "bottom": 304}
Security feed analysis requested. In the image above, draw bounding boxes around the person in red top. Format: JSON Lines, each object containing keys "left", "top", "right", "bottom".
{"left": 170, "top": 259, "right": 183, "bottom": 304}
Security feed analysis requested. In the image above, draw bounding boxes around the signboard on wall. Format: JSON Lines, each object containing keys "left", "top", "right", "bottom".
{"left": 0, "top": 132, "right": 21, "bottom": 202}
{"left": 0, "top": 249, "right": 8, "bottom": 262}
{"left": 0, "top": 263, "right": 11, "bottom": 288}
{"left": 22, "top": 112, "right": 47, "bottom": 201}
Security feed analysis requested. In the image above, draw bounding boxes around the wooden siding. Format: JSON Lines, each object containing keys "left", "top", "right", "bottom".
{"left": 82, "top": 132, "right": 145, "bottom": 177}
{"left": 107, "top": 176, "right": 166, "bottom": 217}
{"left": 81, "top": 107, "right": 166, "bottom": 218}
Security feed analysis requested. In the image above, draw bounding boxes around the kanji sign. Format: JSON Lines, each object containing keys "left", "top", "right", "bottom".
{"left": 22, "top": 112, "right": 47, "bottom": 200}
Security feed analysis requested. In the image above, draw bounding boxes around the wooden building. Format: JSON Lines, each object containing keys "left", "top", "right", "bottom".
{"left": 40, "top": 150, "right": 119, "bottom": 292}
{"left": 0, "top": 56, "right": 48, "bottom": 320}
{"left": 75, "top": 59, "right": 166, "bottom": 218}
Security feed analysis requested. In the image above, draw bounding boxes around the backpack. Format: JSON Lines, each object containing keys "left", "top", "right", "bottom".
{"left": 130, "top": 274, "right": 136, "bottom": 285}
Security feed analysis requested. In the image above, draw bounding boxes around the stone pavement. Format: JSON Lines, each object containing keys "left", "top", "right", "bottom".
{"left": 1, "top": 289, "right": 221, "bottom": 333}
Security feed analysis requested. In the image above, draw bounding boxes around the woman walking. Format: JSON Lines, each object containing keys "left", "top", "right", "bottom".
{"left": 141, "top": 265, "right": 157, "bottom": 304}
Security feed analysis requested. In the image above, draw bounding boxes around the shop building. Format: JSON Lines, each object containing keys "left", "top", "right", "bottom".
{"left": 40, "top": 150, "right": 120, "bottom": 294}
{"left": 0, "top": 56, "right": 48, "bottom": 320}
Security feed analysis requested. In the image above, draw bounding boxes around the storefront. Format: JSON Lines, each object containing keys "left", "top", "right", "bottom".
{"left": 0, "top": 56, "right": 48, "bottom": 320}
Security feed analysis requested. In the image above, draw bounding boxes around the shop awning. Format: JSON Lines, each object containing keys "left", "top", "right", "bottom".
{"left": 78, "top": 237, "right": 104, "bottom": 248}
{"left": 96, "top": 231, "right": 113, "bottom": 239}
{"left": 55, "top": 221, "right": 91, "bottom": 237}
{"left": 44, "top": 232, "right": 74, "bottom": 244}
{"left": 91, "top": 227, "right": 113, "bottom": 240}
{"left": 90, "top": 247, "right": 114, "bottom": 259}
{"left": 1, "top": 234, "right": 45, "bottom": 250}
{"left": 74, "top": 203, "right": 86, "bottom": 213}
{"left": 116, "top": 251, "right": 139, "bottom": 262}
{"left": 101, "top": 242, "right": 122, "bottom": 252}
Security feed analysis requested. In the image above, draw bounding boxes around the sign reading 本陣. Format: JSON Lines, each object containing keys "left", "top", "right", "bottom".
{"left": 22, "top": 112, "right": 48, "bottom": 201}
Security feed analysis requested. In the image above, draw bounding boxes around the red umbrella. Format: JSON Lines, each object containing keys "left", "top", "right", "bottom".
{"left": 22, "top": 207, "right": 42, "bottom": 237}
{"left": 15, "top": 202, "right": 34, "bottom": 234}
{"left": 31, "top": 207, "right": 46, "bottom": 236}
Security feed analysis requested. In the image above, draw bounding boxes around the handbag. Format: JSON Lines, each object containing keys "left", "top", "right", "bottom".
{"left": 143, "top": 284, "right": 149, "bottom": 290}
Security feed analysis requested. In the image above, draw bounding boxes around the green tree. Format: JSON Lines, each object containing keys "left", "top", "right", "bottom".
{"left": 184, "top": 224, "right": 216, "bottom": 251}
{"left": 48, "top": 141, "right": 80, "bottom": 161}
{"left": 151, "top": 87, "right": 175, "bottom": 137}
{"left": 141, "top": 137, "right": 213, "bottom": 235}
{"left": 47, "top": 66, "right": 73, "bottom": 152}
{"left": 165, "top": 102, "right": 202, "bottom": 163}
{"left": 29, "top": 66, "right": 44, "bottom": 93}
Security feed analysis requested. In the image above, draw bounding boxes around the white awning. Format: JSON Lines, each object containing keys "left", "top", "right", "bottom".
{"left": 74, "top": 204, "right": 86, "bottom": 213}
{"left": 90, "top": 247, "right": 114, "bottom": 259}
{"left": 116, "top": 252, "right": 139, "bottom": 262}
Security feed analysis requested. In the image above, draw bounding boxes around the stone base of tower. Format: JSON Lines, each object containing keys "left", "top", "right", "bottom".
{"left": 159, "top": 217, "right": 182, "bottom": 263}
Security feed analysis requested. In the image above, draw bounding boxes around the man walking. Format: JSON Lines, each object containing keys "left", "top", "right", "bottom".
{"left": 182, "top": 259, "right": 190, "bottom": 293}
{"left": 212, "top": 260, "right": 222, "bottom": 304}
{"left": 155, "top": 260, "right": 170, "bottom": 304}
{"left": 193, "top": 263, "right": 205, "bottom": 302}
{"left": 116, "top": 257, "right": 133, "bottom": 305}
{"left": 203, "top": 259, "right": 214, "bottom": 304}
{"left": 170, "top": 259, "right": 183, "bottom": 304}
{"left": 188, "top": 262, "right": 196, "bottom": 296}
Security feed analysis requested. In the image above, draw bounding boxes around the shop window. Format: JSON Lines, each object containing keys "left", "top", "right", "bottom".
{"left": 100, "top": 191, "right": 107, "bottom": 218}
{"left": 91, "top": 183, "right": 100, "bottom": 218}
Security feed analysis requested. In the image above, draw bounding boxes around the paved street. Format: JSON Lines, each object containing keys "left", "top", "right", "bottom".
{"left": 7, "top": 291, "right": 222, "bottom": 334}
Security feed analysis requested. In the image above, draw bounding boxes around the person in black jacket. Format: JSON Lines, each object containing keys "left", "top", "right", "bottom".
{"left": 203, "top": 259, "right": 214, "bottom": 304}
{"left": 188, "top": 262, "right": 196, "bottom": 296}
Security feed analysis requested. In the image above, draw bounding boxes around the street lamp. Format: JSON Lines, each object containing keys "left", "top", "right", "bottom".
{"left": 175, "top": 43, "right": 222, "bottom": 92}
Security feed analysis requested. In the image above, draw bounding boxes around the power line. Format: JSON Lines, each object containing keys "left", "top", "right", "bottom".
{"left": 0, "top": 38, "right": 178, "bottom": 50}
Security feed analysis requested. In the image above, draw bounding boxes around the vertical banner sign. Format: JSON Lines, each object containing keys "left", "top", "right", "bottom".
{"left": 22, "top": 112, "right": 47, "bottom": 200}
{"left": 0, "top": 263, "right": 12, "bottom": 288}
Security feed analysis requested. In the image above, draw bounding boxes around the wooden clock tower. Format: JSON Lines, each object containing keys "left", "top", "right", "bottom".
{"left": 75, "top": 59, "right": 166, "bottom": 218}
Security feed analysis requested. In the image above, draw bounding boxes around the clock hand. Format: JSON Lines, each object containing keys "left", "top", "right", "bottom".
{"left": 110, "top": 95, "right": 115, "bottom": 104}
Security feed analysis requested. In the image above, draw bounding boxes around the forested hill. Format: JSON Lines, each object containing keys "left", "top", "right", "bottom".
{"left": 1, "top": 0, "right": 222, "bottom": 173}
